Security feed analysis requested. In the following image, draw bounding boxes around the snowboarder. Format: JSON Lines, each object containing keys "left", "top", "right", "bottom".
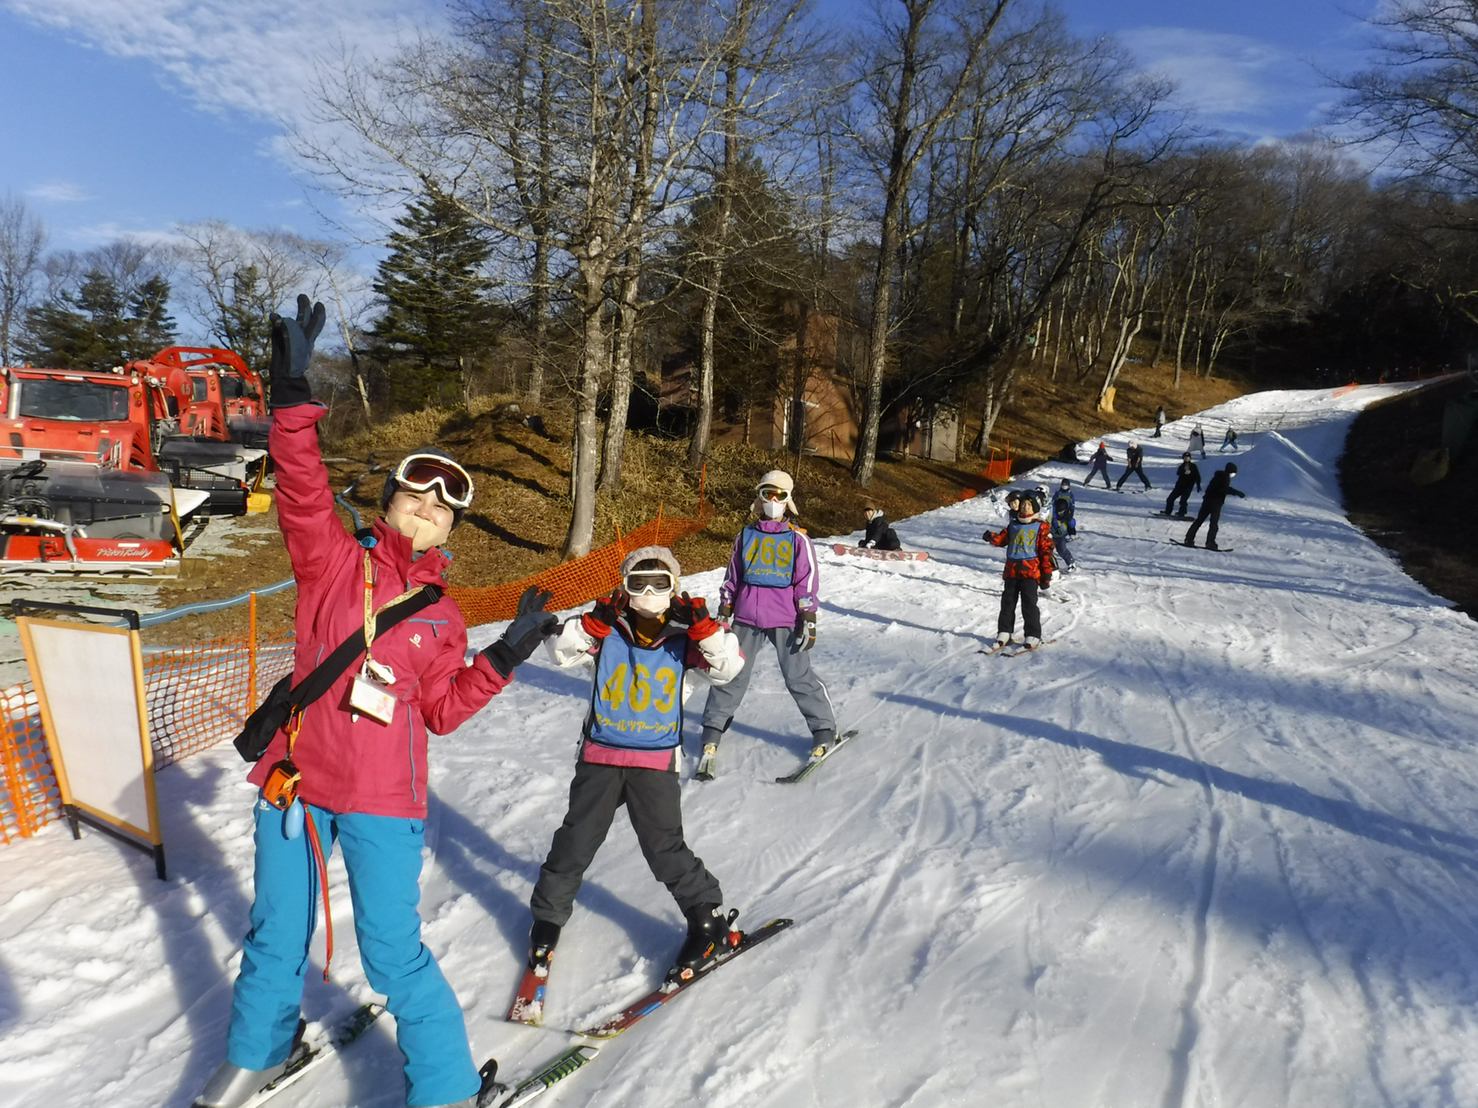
{"left": 1085, "top": 442, "right": 1113, "bottom": 489}
{"left": 1221, "top": 426, "right": 1239, "bottom": 452}
{"left": 983, "top": 492, "right": 1055, "bottom": 648}
{"left": 194, "top": 297, "right": 556, "bottom": 1108}
{"left": 858, "top": 503, "right": 902, "bottom": 551}
{"left": 1188, "top": 423, "right": 1206, "bottom": 459}
{"left": 699, "top": 471, "right": 838, "bottom": 768}
{"left": 1163, "top": 452, "right": 1202, "bottom": 517}
{"left": 1153, "top": 405, "right": 1166, "bottom": 438}
{"left": 1116, "top": 440, "right": 1152, "bottom": 491}
{"left": 1185, "top": 462, "right": 1246, "bottom": 550}
{"left": 528, "top": 547, "right": 745, "bottom": 986}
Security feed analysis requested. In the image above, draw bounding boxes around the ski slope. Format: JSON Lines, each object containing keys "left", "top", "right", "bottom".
{"left": 4, "top": 383, "right": 1478, "bottom": 1108}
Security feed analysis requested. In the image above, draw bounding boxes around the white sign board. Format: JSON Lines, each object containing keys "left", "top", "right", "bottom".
{"left": 17, "top": 610, "right": 164, "bottom": 877}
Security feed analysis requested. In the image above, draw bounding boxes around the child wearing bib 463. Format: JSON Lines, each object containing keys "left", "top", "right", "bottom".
{"left": 527, "top": 546, "right": 745, "bottom": 985}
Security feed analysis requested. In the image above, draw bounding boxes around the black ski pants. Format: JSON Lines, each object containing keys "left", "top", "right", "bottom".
{"left": 997, "top": 577, "right": 1043, "bottom": 640}
{"left": 1086, "top": 460, "right": 1111, "bottom": 488}
{"left": 1116, "top": 461, "right": 1151, "bottom": 490}
{"left": 1185, "top": 497, "right": 1227, "bottom": 547}
{"left": 531, "top": 760, "right": 722, "bottom": 927}
{"left": 1166, "top": 480, "right": 1195, "bottom": 515}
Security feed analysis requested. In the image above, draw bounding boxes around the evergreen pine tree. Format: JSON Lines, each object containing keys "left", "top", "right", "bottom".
{"left": 19, "top": 270, "right": 176, "bottom": 371}
{"left": 370, "top": 187, "right": 498, "bottom": 408}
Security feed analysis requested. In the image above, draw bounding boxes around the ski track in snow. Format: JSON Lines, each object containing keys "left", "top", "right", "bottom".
{"left": 5, "top": 383, "right": 1478, "bottom": 1106}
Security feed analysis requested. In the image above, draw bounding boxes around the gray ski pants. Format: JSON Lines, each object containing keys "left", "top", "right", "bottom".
{"left": 530, "top": 761, "right": 721, "bottom": 927}
{"left": 700, "top": 622, "right": 836, "bottom": 742}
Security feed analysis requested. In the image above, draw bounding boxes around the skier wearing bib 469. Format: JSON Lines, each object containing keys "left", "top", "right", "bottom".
{"left": 700, "top": 470, "right": 838, "bottom": 766}
{"left": 983, "top": 493, "right": 1055, "bottom": 648}
{"left": 529, "top": 546, "right": 745, "bottom": 985}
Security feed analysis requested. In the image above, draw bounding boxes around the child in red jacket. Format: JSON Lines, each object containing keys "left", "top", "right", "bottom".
{"left": 983, "top": 492, "right": 1055, "bottom": 650}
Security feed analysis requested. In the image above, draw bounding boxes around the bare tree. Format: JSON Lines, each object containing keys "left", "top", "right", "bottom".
{"left": 0, "top": 193, "right": 46, "bottom": 365}
{"left": 173, "top": 222, "right": 328, "bottom": 371}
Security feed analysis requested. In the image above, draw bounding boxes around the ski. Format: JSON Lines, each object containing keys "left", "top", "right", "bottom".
{"left": 507, "top": 962, "right": 551, "bottom": 1026}
{"left": 1002, "top": 638, "right": 1056, "bottom": 658}
{"left": 488, "top": 1045, "right": 600, "bottom": 1108}
{"left": 578, "top": 917, "right": 794, "bottom": 1038}
{"left": 231, "top": 1002, "right": 385, "bottom": 1108}
{"left": 485, "top": 919, "right": 793, "bottom": 1107}
{"left": 776, "top": 730, "right": 859, "bottom": 783}
{"left": 978, "top": 642, "right": 1017, "bottom": 655}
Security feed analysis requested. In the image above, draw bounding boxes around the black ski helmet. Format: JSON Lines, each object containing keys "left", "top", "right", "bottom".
{"left": 381, "top": 446, "right": 470, "bottom": 528}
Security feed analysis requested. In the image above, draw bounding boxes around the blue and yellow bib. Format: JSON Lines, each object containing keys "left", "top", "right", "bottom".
{"left": 587, "top": 632, "right": 686, "bottom": 750}
{"left": 1006, "top": 520, "right": 1044, "bottom": 561}
{"left": 740, "top": 524, "right": 797, "bottom": 588}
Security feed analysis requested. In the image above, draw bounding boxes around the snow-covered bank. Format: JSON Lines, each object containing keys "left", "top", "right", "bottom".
{"left": 4, "top": 383, "right": 1478, "bottom": 1108}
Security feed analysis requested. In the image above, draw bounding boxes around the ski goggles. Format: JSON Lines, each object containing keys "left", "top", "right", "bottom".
{"left": 759, "top": 487, "right": 789, "bottom": 502}
{"left": 624, "top": 570, "right": 676, "bottom": 595}
{"left": 392, "top": 453, "right": 474, "bottom": 510}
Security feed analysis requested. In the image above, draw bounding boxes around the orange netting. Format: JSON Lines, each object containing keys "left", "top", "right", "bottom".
{"left": 449, "top": 508, "right": 711, "bottom": 625}
{"left": 0, "top": 506, "right": 711, "bottom": 844}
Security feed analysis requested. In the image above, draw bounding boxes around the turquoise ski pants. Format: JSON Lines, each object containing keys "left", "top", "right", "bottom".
{"left": 226, "top": 799, "right": 479, "bottom": 1106}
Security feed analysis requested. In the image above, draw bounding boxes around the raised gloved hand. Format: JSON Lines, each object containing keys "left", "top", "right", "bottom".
{"left": 581, "top": 590, "right": 626, "bottom": 639}
{"left": 483, "top": 586, "right": 558, "bottom": 677}
{"left": 670, "top": 592, "right": 719, "bottom": 640}
{"left": 268, "top": 293, "right": 327, "bottom": 410}
{"left": 791, "top": 610, "right": 817, "bottom": 651}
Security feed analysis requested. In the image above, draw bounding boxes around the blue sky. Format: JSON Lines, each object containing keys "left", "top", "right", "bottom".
{"left": 1, "top": 0, "right": 1381, "bottom": 276}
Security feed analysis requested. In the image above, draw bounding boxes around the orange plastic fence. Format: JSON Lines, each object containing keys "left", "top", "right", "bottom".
{"left": 449, "top": 510, "right": 711, "bottom": 625}
{"left": 0, "top": 508, "right": 711, "bottom": 844}
{"left": 984, "top": 442, "right": 1013, "bottom": 484}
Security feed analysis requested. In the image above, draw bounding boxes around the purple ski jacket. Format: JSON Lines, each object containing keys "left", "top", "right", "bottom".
{"left": 718, "top": 518, "right": 820, "bottom": 630}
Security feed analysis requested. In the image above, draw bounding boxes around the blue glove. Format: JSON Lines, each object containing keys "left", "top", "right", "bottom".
{"left": 483, "top": 586, "right": 558, "bottom": 677}
{"left": 269, "top": 294, "right": 327, "bottom": 409}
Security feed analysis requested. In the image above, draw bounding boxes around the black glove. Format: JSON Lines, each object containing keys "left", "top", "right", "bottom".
{"left": 717, "top": 602, "right": 733, "bottom": 622}
{"left": 670, "top": 592, "right": 719, "bottom": 640}
{"left": 581, "top": 589, "right": 626, "bottom": 638}
{"left": 268, "top": 293, "right": 327, "bottom": 410}
{"left": 791, "top": 610, "right": 817, "bottom": 651}
{"left": 484, "top": 586, "right": 558, "bottom": 677}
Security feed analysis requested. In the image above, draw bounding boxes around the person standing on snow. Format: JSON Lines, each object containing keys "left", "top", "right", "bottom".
{"left": 1085, "top": 442, "right": 1113, "bottom": 489}
{"left": 1221, "top": 426, "right": 1239, "bottom": 452}
{"left": 1154, "top": 405, "right": 1166, "bottom": 438}
{"left": 526, "top": 547, "right": 745, "bottom": 987}
{"left": 1163, "top": 452, "right": 1202, "bottom": 517}
{"left": 858, "top": 503, "right": 902, "bottom": 550}
{"left": 698, "top": 470, "right": 838, "bottom": 774}
{"left": 194, "top": 297, "right": 557, "bottom": 1108}
{"left": 1053, "top": 478, "right": 1077, "bottom": 538}
{"left": 1188, "top": 423, "right": 1206, "bottom": 459}
{"left": 1116, "top": 439, "right": 1153, "bottom": 491}
{"left": 1184, "top": 462, "right": 1246, "bottom": 550}
{"left": 1050, "top": 480, "right": 1076, "bottom": 571}
{"left": 983, "top": 492, "right": 1055, "bottom": 649}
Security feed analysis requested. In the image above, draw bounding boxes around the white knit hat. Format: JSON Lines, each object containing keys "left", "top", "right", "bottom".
{"left": 619, "top": 545, "right": 682, "bottom": 581}
{"left": 753, "top": 469, "right": 798, "bottom": 516}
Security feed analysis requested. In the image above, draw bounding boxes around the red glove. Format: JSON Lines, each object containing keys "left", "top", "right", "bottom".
{"left": 671, "top": 592, "right": 720, "bottom": 641}
{"left": 581, "top": 590, "right": 625, "bottom": 639}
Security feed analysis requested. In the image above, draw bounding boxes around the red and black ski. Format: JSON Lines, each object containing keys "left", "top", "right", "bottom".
{"left": 507, "top": 964, "right": 551, "bottom": 1026}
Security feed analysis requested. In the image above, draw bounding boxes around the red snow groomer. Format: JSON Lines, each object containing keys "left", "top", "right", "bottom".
{"left": 139, "top": 346, "right": 269, "bottom": 448}
{"left": 0, "top": 361, "right": 258, "bottom": 576}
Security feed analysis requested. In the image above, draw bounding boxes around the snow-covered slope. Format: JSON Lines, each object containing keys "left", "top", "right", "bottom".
{"left": 4, "top": 383, "right": 1478, "bottom": 1108}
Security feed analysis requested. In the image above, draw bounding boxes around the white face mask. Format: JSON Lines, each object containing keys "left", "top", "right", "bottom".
{"left": 760, "top": 498, "right": 786, "bottom": 520}
{"left": 628, "top": 590, "right": 673, "bottom": 617}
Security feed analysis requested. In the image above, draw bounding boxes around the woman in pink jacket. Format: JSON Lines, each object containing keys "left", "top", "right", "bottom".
{"left": 195, "top": 297, "right": 555, "bottom": 1108}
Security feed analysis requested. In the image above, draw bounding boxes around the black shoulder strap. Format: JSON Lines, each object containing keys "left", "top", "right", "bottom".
{"left": 287, "top": 584, "right": 444, "bottom": 714}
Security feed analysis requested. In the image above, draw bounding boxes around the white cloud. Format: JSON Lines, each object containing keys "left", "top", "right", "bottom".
{"left": 1118, "top": 26, "right": 1324, "bottom": 137}
{"left": 1, "top": 0, "right": 446, "bottom": 124}
{"left": 26, "top": 180, "right": 90, "bottom": 203}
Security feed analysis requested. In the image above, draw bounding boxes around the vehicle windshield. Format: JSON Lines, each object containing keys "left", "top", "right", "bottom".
{"left": 220, "top": 377, "right": 248, "bottom": 399}
{"left": 191, "top": 376, "right": 210, "bottom": 402}
{"left": 16, "top": 378, "right": 131, "bottom": 422}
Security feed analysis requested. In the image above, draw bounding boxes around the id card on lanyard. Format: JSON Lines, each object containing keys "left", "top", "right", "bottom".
{"left": 349, "top": 552, "right": 419, "bottom": 724}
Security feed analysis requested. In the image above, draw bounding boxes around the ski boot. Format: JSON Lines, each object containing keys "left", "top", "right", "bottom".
{"left": 192, "top": 1059, "right": 291, "bottom": 1108}
{"left": 809, "top": 729, "right": 836, "bottom": 759}
{"left": 665, "top": 904, "right": 740, "bottom": 985}
{"left": 529, "top": 919, "right": 560, "bottom": 975}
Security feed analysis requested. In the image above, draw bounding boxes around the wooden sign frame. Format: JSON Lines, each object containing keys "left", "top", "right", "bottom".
{"left": 13, "top": 600, "right": 166, "bottom": 880}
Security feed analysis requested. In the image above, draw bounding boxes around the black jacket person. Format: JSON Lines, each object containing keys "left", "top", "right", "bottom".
{"left": 1184, "top": 463, "right": 1245, "bottom": 549}
{"left": 1164, "top": 454, "right": 1201, "bottom": 516}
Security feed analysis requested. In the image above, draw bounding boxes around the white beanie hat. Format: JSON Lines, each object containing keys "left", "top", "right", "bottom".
{"left": 753, "top": 469, "right": 798, "bottom": 516}
{"left": 619, "top": 545, "right": 682, "bottom": 581}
